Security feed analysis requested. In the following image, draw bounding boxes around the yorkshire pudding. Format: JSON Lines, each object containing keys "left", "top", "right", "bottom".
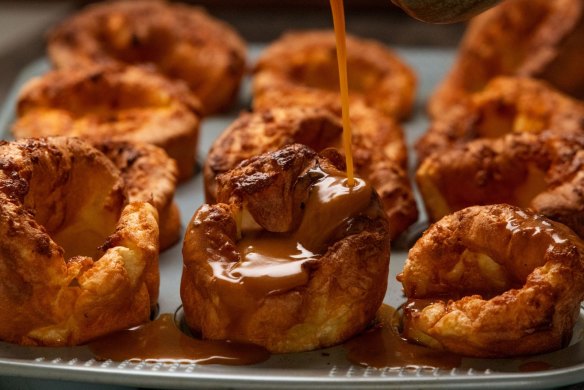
{"left": 182, "top": 144, "right": 390, "bottom": 353}
{"left": 94, "top": 140, "right": 180, "bottom": 251}
{"left": 418, "top": 77, "right": 584, "bottom": 162}
{"left": 12, "top": 65, "right": 200, "bottom": 181}
{"left": 0, "top": 137, "right": 159, "bottom": 346}
{"left": 252, "top": 30, "right": 416, "bottom": 121}
{"left": 204, "top": 106, "right": 417, "bottom": 240}
{"left": 429, "top": 0, "right": 584, "bottom": 118}
{"left": 399, "top": 204, "right": 584, "bottom": 358}
{"left": 417, "top": 131, "right": 584, "bottom": 237}
{"left": 47, "top": 0, "right": 246, "bottom": 115}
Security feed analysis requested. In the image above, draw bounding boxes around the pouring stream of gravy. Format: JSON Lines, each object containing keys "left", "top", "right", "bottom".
{"left": 330, "top": 0, "right": 355, "bottom": 187}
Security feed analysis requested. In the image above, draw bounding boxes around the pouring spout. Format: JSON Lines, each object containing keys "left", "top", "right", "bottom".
{"left": 391, "top": 0, "right": 502, "bottom": 23}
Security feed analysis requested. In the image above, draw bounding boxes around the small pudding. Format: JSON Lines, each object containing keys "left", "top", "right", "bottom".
{"left": 182, "top": 144, "right": 390, "bottom": 353}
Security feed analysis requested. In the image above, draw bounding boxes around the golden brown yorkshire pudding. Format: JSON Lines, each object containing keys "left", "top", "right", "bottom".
{"left": 94, "top": 141, "right": 180, "bottom": 251}
{"left": 429, "top": 0, "right": 584, "bottom": 118}
{"left": 417, "top": 131, "right": 584, "bottom": 237}
{"left": 12, "top": 65, "right": 200, "bottom": 181}
{"left": 204, "top": 106, "right": 417, "bottom": 240}
{"left": 182, "top": 144, "right": 390, "bottom": 353}
{"left": 253, "top": 30, "right": 416, "bottom": 121}
{"left": 0, "top": 137, "right": 159, "bottom": 346}
{"left": 399, "top": 204, "right": 584, "bottom": 358}
{"left": 47, "top": 0, "right": 246, "bottom": 115}
{"left": 417, "top": 77, "right": 584, "bottom": 162}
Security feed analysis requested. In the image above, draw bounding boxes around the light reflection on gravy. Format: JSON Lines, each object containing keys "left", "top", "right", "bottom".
{"left": 209, "top": 168, "right": 373, "bottom": 338}
{"left": 344, "top": 305, "right": 462, "bottom": 369}
{"left": 88, "top": 313, "right": 270, "bottom": 365}
{"left": 215, "top": 169, "right": 372, "bottom": 288}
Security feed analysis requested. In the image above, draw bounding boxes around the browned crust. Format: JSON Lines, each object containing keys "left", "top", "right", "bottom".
{"left": 399, "top": 204, "right": 584, "bottom": 357}
{"left": 418, "top": 77, "right": 584, "bottom": 163}
{"left": 47, "top": 0, "right": 247, "bottom": 115}
{"left": 215, "top": 144, "right": 321, "bottom": 233}
{"left": 253, "top": 30, "right": 416, "bottom": 121}
{"left": 205, "top": 106, "right": 417, "bottom": 239}
{"left": 94, "top": 140, "right": 180, "bottom": 250}
{"left": 428, "top": 0, "right": 584, "bottom": 118}
{"left": 182, "top": 144, "right": 390, "bottom": 352}
{"left": 0, "top": 137, "right": 159, "bottom": 346}
{"left": 12, "top": 65, "right": 200, "bottom": 181}
{"left": 204, "top": 107, "right": 344, "bottom": 203}
{"left": 416, "top": 131, "right": 584, "bottom": 237}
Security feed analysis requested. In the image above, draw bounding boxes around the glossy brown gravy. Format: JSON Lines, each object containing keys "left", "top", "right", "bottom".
{"left": 209, "top": 170, "right": 373, "bottom": 338}
{"left": 88, "top": 306, "right": 462, "bottom": 368}
{"left": 214, "top": 171, "right": 372, "bottom": 294}
{"left": 330, "top": 0, "right": 355, "bottom": 186}
{"left": 88, "top": 313, "right": 270, "bottom": 365}
{"left": 344, "top": 305, "right": 462, "bottom": 369}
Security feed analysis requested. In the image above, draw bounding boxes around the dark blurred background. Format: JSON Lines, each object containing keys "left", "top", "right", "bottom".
{"left": 0, "top": 0, "right": 465, "bottom": 106}
{"left": 184, "top": 0, "right": 465, "bottom": 45}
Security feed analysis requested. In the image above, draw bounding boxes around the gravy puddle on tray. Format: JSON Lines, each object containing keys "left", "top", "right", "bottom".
{"left": 88, "top": 313, "right": 270, "bottom": 365}
{"left": 87, "top": 305, "right": 560, "bottom": 373}
{"left": 87, "top": 306, "right": 464, "bottom": 369}
{"left": 344, "top": 305, "right": 462, "bottom": 369}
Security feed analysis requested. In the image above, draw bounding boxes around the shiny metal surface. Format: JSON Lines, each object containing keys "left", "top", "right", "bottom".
{"left": 0, "top": 47, "right": 584, "bottom": 389}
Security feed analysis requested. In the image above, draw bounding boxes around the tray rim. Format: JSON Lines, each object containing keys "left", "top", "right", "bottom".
{"left": 1, "top": 357, "right": 584, "bottom": 389}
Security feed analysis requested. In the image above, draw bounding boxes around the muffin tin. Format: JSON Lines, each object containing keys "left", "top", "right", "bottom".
{"left": 0, "top": 47, "right": 584, "bottom": 389}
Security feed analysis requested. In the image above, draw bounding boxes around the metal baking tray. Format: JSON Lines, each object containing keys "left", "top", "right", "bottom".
{"left": 1, "top": 46, "right": 584, "bottom": 389}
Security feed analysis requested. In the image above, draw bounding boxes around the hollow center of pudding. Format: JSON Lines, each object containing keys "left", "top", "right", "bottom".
{"left": 476, "top": 102, "right": 546, "bottom": 138}
{"left": 57, "top": 84, "right": 172, "bottom": 118}
{"left": 437, "top": 249, "right": 515, "bottom": 298}
{"left": 421, "top": 160, "right": 548, "bottom": 220}
{"left": 25, "top": 160, "right": 124, "bottom": 259}
{"left": 292, "top": 115, "right": 344, "bottom": 152}
{"left": 50, "top": 202, "right": 121, "bottom": 260}
{"left": 215, "top": 167, "right": 374, "bottom": 298}
{"left": 26, "top": 74, "right": 176, "bottom": 133}
{"left": 476, "top": 102, "right": 516, "bottom": 138}
{"left": 287, "top": 51, "right": 382, "bottom": 94}
{"left": 102, "top": 14, "right": 174, "bottom": 64}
